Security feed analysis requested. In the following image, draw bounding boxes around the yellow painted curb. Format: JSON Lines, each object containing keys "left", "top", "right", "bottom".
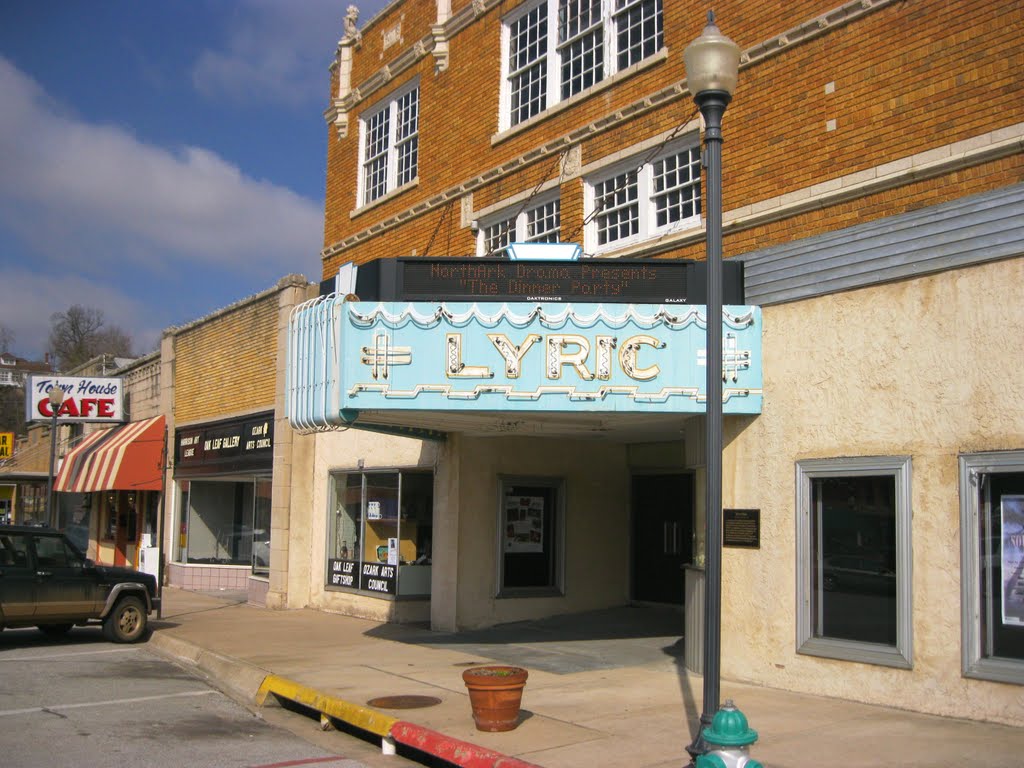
{"left": 255, "top": 674, "right": 399, "bottom": 738}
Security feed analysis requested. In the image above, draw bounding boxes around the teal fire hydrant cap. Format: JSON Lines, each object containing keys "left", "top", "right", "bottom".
{"left": 702, "top": 700, "right": 758, "bottom": 747}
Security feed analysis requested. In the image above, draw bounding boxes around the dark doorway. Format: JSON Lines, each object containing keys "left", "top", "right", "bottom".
{"left": 632, "top": 474, "right": 693, "bottom": 605}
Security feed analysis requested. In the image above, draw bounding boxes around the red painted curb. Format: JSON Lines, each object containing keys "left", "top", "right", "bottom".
{"left": 391, "top": 721, "right": 544, "bottom": 768}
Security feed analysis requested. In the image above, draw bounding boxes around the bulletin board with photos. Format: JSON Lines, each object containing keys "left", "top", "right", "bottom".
{"left": 501, "top": 480, "right": 561, "bottom": 591}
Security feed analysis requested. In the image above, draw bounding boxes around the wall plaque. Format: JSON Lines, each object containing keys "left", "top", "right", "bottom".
{"left": 723, "top": 508, "right": 760, "bottom": 549}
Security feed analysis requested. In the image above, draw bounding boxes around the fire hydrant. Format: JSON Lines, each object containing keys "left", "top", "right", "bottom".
{"left": 695, "top": 700, "right": 763, "bottom": 768}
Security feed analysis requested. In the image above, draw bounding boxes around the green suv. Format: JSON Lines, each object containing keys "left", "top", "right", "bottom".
{"left": 0, "top": 525, "right": 160, "bottom": 643}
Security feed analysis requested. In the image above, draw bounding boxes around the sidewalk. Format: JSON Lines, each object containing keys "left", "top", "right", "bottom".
{"left": 147, "top": 588, "right": 1024, "bottom": 768}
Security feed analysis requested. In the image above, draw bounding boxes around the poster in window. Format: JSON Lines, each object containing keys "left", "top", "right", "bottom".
{"left": 1001, "top": 495, "right": 1024, "bottom": 626}
{"left": 504, "top": 495, "right": 544, "bottom": 553}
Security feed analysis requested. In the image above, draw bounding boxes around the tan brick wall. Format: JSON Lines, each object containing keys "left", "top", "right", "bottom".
{"left": 322, "top": 0, "right": 1023, "bottom": 275}
{"left": 121, "top": 356, "right": 161, "bottom": 422}
{"left": 173, "top": 294, "right": 279, "bottom": 424}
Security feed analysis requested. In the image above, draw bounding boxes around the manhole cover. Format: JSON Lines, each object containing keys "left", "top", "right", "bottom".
{"left": 366, "top": 695, "right": 443, "bottom": 710}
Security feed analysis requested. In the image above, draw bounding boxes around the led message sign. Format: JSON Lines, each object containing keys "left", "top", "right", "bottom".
{"left": 401, "top": 259, "right": 688, "bottom": 303}
{"left": 340, "top": 258, "right": 745, "bottom": 305}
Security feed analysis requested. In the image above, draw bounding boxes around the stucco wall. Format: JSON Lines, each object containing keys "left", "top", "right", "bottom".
{"left": 450, "top": 435, "right": 631, "bottom": 630}
{"left": 720, "top": 257, "right": 1024, "bottom": 725}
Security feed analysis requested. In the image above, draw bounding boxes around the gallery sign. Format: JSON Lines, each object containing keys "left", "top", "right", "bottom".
{"left": 26, "top": 376, "right": 124, "bottom": 423}
{"left": 174, "top": 413, "right": 274, "bottom": 476}
{"left": 327, "top": 558, "right": 397, "bottom": 595}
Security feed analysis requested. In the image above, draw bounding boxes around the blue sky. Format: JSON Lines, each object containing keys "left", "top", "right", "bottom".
{"left": 0, "top": 0, "right": 388, "bottom": 360}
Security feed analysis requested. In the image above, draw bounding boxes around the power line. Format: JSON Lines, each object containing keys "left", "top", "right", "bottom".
{"left": 422, "top": 199, "right": 455, "bottom": 258}
{"left": 482, "top": 151, "right": 568, "bottom": 258}
{"left": 564, "top": 105, "right": 701, "bottom": 247}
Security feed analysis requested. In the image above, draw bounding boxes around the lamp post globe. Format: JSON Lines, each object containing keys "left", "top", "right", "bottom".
{"left": 684, "top": 12, "right": 741, "bottom": 100}
{"left": 45, "top": 385, "right": 65, "bottom": 528}
{"left": 683, "top": 11, "right": 740, "bottom": 765}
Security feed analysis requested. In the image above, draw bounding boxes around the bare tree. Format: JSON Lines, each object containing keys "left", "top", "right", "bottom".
{"left": 0, "top": 325, "right": 12, "bottom": 354}
{"left": 47, "top": 305, "right": 133, "bottom": 371}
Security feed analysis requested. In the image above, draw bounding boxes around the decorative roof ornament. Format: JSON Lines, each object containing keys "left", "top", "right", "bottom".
{"left": 343, "top": 5, "right": 361, "bottom": 43}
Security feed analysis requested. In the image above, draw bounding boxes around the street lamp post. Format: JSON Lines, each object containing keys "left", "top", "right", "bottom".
{"left": 683, "top": 11, "right": 740, "bottom": 764}
{"left": 45, "top": 385, "right": 65, "bottom": 527}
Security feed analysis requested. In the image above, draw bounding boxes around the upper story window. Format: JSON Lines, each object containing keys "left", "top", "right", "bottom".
{"left": 584, "top": 140, "right": 701, "bottom": 254}
{"left": 502, "top": 0, "right": 663, "bottom": 130}
{"left": 478, "top": 195, "right": 561, "bottom": 256}
{"left": 358, "top": 80, "right": 419, "bottom": 206}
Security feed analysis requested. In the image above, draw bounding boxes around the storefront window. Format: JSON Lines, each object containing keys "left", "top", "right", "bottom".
{"left": 178, "top": 477, "right": 271, "bottom": 574}
{"left": 327, "top": 470, "right": 433, "bottom": 597}
{"left": 960, "top": 451, "right": 1024, "bottom": 684}
{"left": 252, "top": 479, "right": 271, "bottom": 576}
{"left": 796, "top": 457, "right": 912, "bottom": 668}
{"left": 499, "top": 477, "right": 564, "bottom": 596}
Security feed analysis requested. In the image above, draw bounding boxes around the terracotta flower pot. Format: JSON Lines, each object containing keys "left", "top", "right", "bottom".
{"left": 461, "top": 665, "right": 529, "bottom": 732}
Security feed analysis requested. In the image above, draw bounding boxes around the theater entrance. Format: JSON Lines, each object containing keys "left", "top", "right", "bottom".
{"left": 632, "top": 473, "right": 693, "bottom": 605}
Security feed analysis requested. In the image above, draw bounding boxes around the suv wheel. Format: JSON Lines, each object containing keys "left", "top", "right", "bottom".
{"left": 103, "top": 596, "right": 147, "bottom": 643}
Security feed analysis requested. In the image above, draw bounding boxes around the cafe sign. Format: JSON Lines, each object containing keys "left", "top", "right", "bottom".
{"left": 26, "top": 376, "right": 124, "bottom": 423}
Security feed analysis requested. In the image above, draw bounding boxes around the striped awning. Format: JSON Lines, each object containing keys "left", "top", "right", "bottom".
{"left": 54, "top": 416, "right": 166, "bottom": 493}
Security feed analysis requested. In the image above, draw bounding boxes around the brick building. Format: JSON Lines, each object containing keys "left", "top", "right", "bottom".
{"left": 162, "top": 275, "right": 310, "bottom": 603}
{"left": 283, "top": 0, "right": 1023, "bottom": 725}
{"left": 50, "top": 353, "right": 164, "bottom": 565}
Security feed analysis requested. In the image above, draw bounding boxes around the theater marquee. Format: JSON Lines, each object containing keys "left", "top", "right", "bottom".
{"left": 287, "top": 299, "right": 762, "bottom": 427}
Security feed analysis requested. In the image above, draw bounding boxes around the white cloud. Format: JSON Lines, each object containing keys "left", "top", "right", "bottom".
{"left": 0, "top": 56, "right": 323, "bottom": 359}
{"left": 192, "top": 0, "right": 359, "bottom": 107}
{"left": 0, "top": 268, "right": 162, "bottom": 362}
{"left": 0, "top": 57, "right": 322, "bottom": 271}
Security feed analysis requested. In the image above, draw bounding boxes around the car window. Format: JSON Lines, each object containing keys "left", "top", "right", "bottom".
{"left": 32, "top": 535, "right": 83, "bottom": 569}
{"left": 0, "top": 534, "right": 31, "bottom": 569}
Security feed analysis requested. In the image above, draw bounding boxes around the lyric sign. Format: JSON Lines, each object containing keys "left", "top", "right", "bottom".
{"left": 336, "top": 302, "right": 762, "bottom": 415}
{"left": 26, "top": 376, "right": 124, "bottom": 423}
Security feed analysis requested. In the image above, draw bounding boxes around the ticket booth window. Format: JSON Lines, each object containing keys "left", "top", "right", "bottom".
{"left": 327, "top": 470, "right": 433, "bottom": 598}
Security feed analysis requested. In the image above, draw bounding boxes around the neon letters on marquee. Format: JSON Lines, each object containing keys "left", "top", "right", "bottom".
{"left": 445, "top": 333, "right": 664, "bottom": 382}
{"left": 326, "top": 302, "right": 762, "bottom": 414}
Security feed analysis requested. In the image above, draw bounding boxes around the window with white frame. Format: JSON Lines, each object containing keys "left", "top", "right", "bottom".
{"left": 585, "top": 141, "right": 701, "bottom": 253}
{"left": 502, "top": 0, "right": 663, "bottom": 129}
{"left": 796, "top": 456, "right": 913, "bottom": 668}
{"left": 359, "top": 81, "right": 419, "bottom": 206}
{"left": 960, "top": 451, "right": 1024, "bottom": 684}
{"left": 478, "top": 195, "right": 561, "bottom": 256}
